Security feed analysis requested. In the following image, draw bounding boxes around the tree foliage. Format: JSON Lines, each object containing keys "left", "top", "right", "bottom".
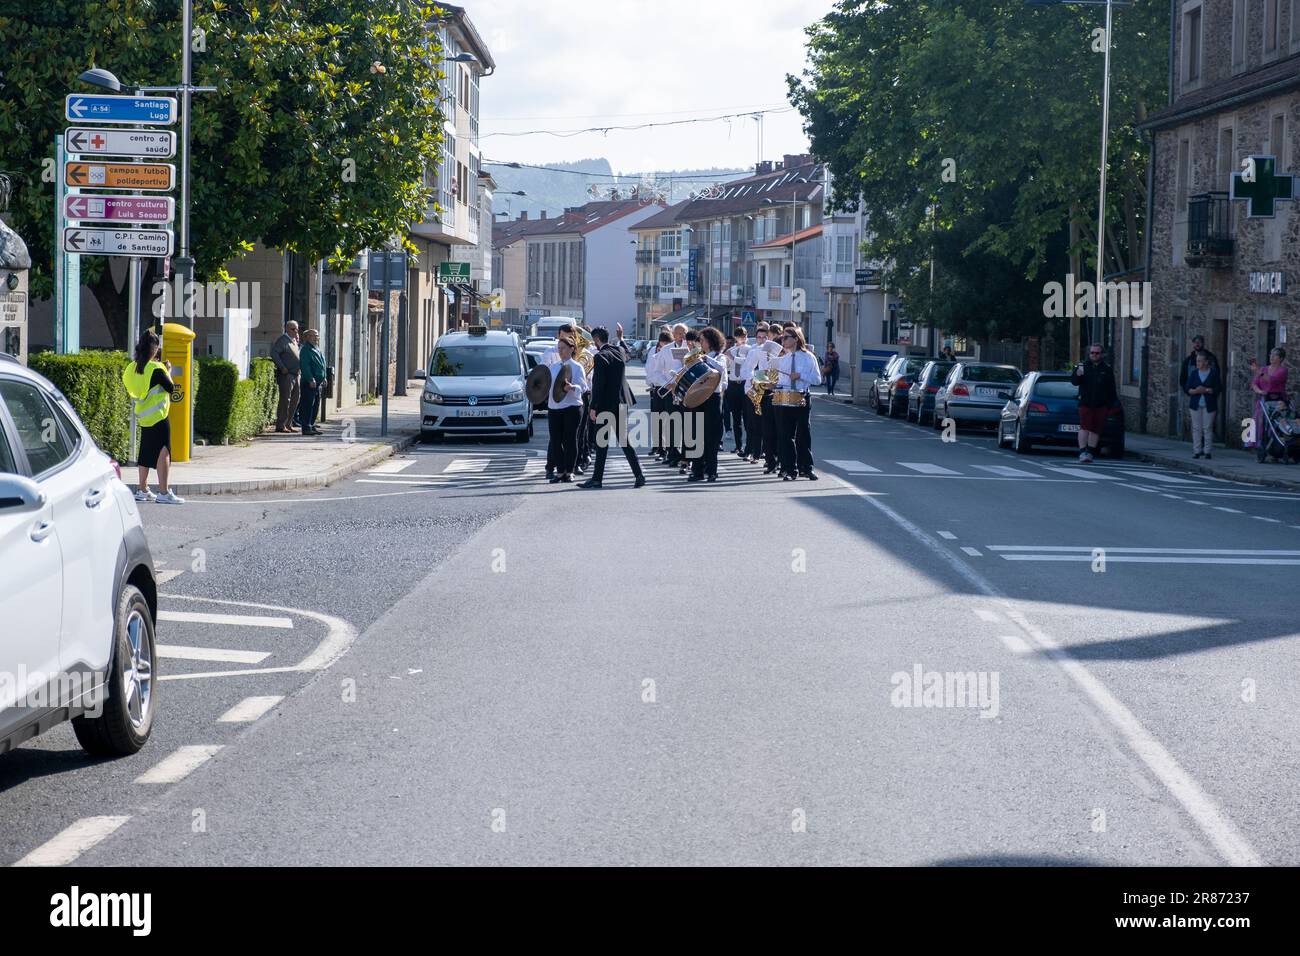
{"left": 0, "top": 0, "right": 447, "bottom": 346}
{"left": 789, "top": 0, "right": 1169, "bottom": 340}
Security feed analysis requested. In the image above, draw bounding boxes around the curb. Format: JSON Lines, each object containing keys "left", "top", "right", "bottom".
{"left": 1125, "top": 445, "right": 1300, "bottom": 493}
{"left": 169, "top": 431, "right": 420, "bottom": 496}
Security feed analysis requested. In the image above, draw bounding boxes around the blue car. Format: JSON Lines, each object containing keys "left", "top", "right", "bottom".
{"left": 997, "top": 371, "right": 1126, "bottom": 457}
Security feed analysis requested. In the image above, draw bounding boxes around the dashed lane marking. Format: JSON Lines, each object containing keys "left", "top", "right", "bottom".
{"left": 134, "top": 745, "right": 224, "bottom": 785}
{"left": 961, "top": 547, "right": 984, "bottom": 558}
{"left": 973, "top": 608, "right": 1001, "bottom": 623}
{"left": 973, "top": 465, "right": 1042, "bottom": 478}
{"left": 898, "top": 462, "right": 961, "bottom": 476}
{"left": 938, "top": 531, "right": 958, "bottom": 540}
{"left": 157, "top": 645, "right": 270, "bottom": 665}
{"left": 444, "top": 458, "right": 491, "bottom": 474}
{"left": 217, "top": 696, "right": 284, "bottom": 723}
{"left": 995, "top": 633, "right": 1034, "bottom": 655}
{"left": 1041, "top": 466, "right": 1124, "bottom": 480}
{"left": 157, "top": 610, "right": 293, "bottom": 629}
{"left": 367, "top": 459, "right": 417, "bottom": 474}
{"left": 12, "top": 816, "right": 131, "bottom": 867}
{"left": 825, "top": 459, "right": 882, "bottom": 473}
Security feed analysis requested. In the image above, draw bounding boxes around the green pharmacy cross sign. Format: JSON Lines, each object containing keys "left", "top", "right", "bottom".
{"left": 1231, "top": 155, "right": 1295, "bottom": 218}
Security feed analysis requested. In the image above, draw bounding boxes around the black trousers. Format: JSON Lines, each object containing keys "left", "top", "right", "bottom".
{"left": 576, "top": 392, "right": 592, "bottom": 465}
{"left": 725, "top": 381, "right": 747, "bottom": 450}
{"left": 742, "top": 388, "right": 761, "bottom": 458}
{"left": 760, "top": 392, "right": 778, "bottom": 467}
{"left": 691, "top": 393, "right": 723, "bottom": 479}
{"left": 775, "top": 400, "right": 813, "bottom": 474}
{"left": 650, "top": 388, "right": 668, "bottom": 454}
{"left": 548, "top": 406, "right": 580, "bottom": 475}
{"left": 592, "top": 407, "right": 644, "bottom": 483}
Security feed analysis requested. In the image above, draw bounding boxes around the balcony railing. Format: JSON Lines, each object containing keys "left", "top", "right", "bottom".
{"left": 1186, "top": 191, "right": 1234, "bottom": 265}
{"left": 635, "top": 249, "right": 660, "bottom": 264}
{"left": 635, "top": 285, "right": 656, "bottom": 300}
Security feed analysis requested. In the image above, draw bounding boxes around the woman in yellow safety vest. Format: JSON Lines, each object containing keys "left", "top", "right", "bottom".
{"left": 121, "top": 330, "right": 184, "bottom": 504}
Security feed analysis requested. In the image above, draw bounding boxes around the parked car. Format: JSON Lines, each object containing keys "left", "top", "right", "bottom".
{"left": 0, "top": 354, "right": 158, "bottom": 757}
{"left": 906, "top": 360, "right": 957, "bottom": 426}
{"left": 421, "top": 328, "right": 533, "bottom": 444}
{"left": 872, "top": 355, "right": 927, "bottom": 417}
{"left": 934, "top": 363, "right": 1023, "bottom": 429}
{"left": 997, "top": 371, "right": 1126, "bottom": 456}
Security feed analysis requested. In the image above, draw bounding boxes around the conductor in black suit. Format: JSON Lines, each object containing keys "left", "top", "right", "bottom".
{"left": 579, "top": 327, "right": 646, "bottom": 489}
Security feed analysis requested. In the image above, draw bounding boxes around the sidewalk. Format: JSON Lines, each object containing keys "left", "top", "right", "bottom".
{"left": 166, "top": 383, "right": 424, "bottom": 495}
{"left": 1124, "top": 431, "right": 1300, "bottom": 491}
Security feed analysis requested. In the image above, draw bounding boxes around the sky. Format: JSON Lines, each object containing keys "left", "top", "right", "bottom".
{"left": 470, "top": 0, "right": 836, "bottom": 177}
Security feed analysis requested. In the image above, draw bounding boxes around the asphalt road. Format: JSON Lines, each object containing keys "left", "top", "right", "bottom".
{"left": 4, "top": 365, "right": 1297, "bottom": 866}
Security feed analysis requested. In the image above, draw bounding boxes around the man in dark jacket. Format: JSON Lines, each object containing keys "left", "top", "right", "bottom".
{"left": 579, "top": 327, "right": 645, "bottom": 489}
{"left": 1070, "top": 343, "right": 1119, "bottom": 463}
{"left": 1178, "top": 335, "right": 1219, "bottom": 393}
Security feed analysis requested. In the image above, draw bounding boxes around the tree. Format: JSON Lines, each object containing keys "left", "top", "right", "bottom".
{"left": 0, "top": 0, "right": 446, "bottom": 348}
{"left": 789, "top": 0, "right": 1169, "bottom": 342}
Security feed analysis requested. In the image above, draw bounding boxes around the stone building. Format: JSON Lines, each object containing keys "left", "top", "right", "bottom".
{"left": 1142, "top": 0, "right": 1300, "bottom": 444}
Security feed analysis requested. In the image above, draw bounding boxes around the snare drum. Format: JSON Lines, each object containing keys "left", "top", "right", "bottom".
{"left": 771, "top": 389, "right": 807, "bottom": 408}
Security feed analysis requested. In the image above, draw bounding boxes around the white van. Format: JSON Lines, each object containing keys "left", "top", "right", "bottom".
{"left": 532, "top": 316, "right": 579, "bottom": 339}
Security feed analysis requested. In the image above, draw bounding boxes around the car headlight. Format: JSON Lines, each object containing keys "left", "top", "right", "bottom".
{"left": 423, "top": 389, "right": 445, "bottom": 405}
{"left": 504, "top": 390, "right": 524, "bottom": 404}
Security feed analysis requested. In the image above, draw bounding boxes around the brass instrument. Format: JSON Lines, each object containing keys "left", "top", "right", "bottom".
{"left": 747, "top": 349, "right": 783, "bottom": 414}
{"left": 572, "top": 325, "right": 596, "bottom": 377}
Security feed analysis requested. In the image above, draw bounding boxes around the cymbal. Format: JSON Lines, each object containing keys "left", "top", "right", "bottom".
{"left": 526, "top": 364, "right": 552, "bottom": 406}
{"left": 682, "top": 370, "right": 721, "bottom": 409}
{"left": 551, "top": 362, "right": 572, "bottom": 403}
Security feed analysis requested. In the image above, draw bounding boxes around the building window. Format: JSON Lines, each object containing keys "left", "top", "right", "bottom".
{"left": 1270, "top": 113, "right": 1288, "bottom": 169}
{"left": 1265, "top": 0, "right": 1281, "bottom": 55}
{"left": 1129, "top": 324, "right": 1145, "bottom": 384}
{"left": 783, "top": 263, "right": 792, "bottom": 288}
{"left": 1176, "top": 138, "right": 1191, "bottom": 213}
{"left": 1182, "top": 2, "right": 1203, "bottom": 86}
{"left": 1293, "top": 0, "right": 1300, "bottom": 49}
{"left": 836, "top": 235, "right": 854, "bottom": 271}
{"left": 1232, "top": 0, "right": 1248, "bottom": 70}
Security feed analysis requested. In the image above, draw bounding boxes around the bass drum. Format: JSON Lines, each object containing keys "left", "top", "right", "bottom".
{"left": 673, "top": 361, "right": 722, "bottom": 409}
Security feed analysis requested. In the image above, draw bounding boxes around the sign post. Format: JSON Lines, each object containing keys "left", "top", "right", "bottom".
{"left": 369, "top": 250, "right": 408, "bottom": 436}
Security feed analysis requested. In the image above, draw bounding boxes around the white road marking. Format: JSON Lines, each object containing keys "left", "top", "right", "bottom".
{"left": 961, "top": 547, "right": 983, "bottom": 557}
{"left": 938, "top": 531, "right": 958, "bottom": 540}
{"left": 1161, "top": 494, "right": 1184, "bottom": 500}
{"left": 898, "top": 461, "right": 961, "bottom": 475}
{"left": 158, "top": 610, "right": 293, "bottom": 629}
{"left": 367, "top": 459, "right": 417, "bottom": 474}
{"left": 1253, "top": 516, "right": 1282, "bottom": 523}
{"left": 995, "top": 632, "right": 1033, "bottom": 655}
{"left": 1119, "top": 470, "right": 1203, "bottom": 485}
{"left": 218, "top": 695, "right": 284, "bottom": 723}
{"left": 1003, "top": 555, "right": 1300, "bottom": 565}
{"left": 444, "top": 458, "right": 490, "bottom": 474}
{"left": 13, "top": 816, "right": 131, "bottom": 867}
{"left": 826, "top": 472, "right": 1262, "bottom": 867}
{"left": 973, "top": 465, "right": 1042, "bottom": 478}
{"left": 134, "top": 745, "right": 224, "bottom": 785}
{"left": 1041, "top": 466, "right": 1124, "bottom": 480}
{"left": 989, "top": 546, "right": 1300, "bottom": 556}
{"left": 155, "top": 569, "right": 185, "bottom": 585}
{"left": 157, "top": 645, "right": 270, "bottom": 664}
{"left": 974, "top": 608, "right": 1001, "bottom": 623}
{"left": 356, "top": 478, "right": 445, "bottom": 486}
{"left": 157, "top": 595, "right": 358, "bottom": 681}
{"left": 1215, "top": 507, "right": 1245, "bottom": 514}
{"left": 825, "top": 459, "right": 882, "bottom": 473}
{"left": 524, "top": 459, "right": 547, "bottom": 475}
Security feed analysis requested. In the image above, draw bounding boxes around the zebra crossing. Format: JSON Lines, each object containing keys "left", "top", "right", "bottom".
{"left": 356, "top": 450, "right": 548, "bottom": 489}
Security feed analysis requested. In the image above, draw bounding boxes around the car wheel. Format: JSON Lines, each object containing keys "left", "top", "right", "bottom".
{"left": 421, "top": 430, "right": 443, "bottom": 445}
{"left": 905, "top": 401, "right": 915, "bottom": 422}
{"left": 72, "top": 584, "right": 156, "bottom": 757}
{"left": 515, "top": 427, "right": 530, "bottom": 444}
{"left": 1014, "top": 421, "right": 1033, "bottom": 454}
{"left": 873, "top": 390, "right": 885, "bottom": 415}
{"left": 996, "top": 422, "right": 1009, "bottom": 448}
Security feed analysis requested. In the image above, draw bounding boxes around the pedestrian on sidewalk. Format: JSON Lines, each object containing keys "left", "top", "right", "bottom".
{"left": 299, "top": 329, "right": 327, "bottom": 437}
{"left": 1249, "top": 348, "right": 1289, "bottom": 456}
{"left": 1185, "top": 350, "right": 1221, "bottom": 459}
{"left": 1070, "top": 343, "right": 1117, "bottom": 464}
{"left": 121, "top": 330, "right": 184, "bottom": 504}
{"left": 1179, "top": 335, "right": 1219, "bottom": 394}
{"left": 272, "top": 320, "right": 302, "bottom": 433}
{"left": 822, "top": 342, "right": 841, "bottom": 396}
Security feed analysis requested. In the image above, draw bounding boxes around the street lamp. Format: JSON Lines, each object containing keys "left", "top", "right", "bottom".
{"left": 1026, "top": 0, "right": 1132, "bottom": 353}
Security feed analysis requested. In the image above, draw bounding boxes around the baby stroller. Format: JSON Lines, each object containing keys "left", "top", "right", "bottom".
{"left": 1255, "top": 398, "right": 1300, "bottom": 463}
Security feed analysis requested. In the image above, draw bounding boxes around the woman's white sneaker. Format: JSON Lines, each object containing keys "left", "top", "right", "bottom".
{"left": 155, "top": 491, "right": 186, "bottom": 505}
{"left": 134, "top": 489, "right": 156, "bottom": 502}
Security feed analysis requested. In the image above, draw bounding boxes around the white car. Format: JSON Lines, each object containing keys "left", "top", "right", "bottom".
{"left": 421, "top": 328, "right": 533, "bottom": 443}
{"left": 0, "top": 355, "right": 158, "bottom": 757}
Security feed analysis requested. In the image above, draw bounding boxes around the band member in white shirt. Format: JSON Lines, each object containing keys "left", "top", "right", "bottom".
{"left": 689, "top": 327, "right": 729, "bottom": 483}
{"left": 773, "top": 327, "right": 822, "bottom": 481}
{"left": 541, "top": 322, "right": 575, "bottom": 367}
{"left": 546, "top": 335, "right": 587, "bottom": 484}
{"left": 745, "top": 323, "right": 784, "bottom": 471}
{"left": 646, "top": 330, "right": 673, "bottom": 458}
{"left": 724, "top": 326, "right": 751, "bottom": 457}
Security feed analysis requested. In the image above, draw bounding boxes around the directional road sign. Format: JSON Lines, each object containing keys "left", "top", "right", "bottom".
{"left": 65, "top": 94, "right": 177, "bottom": 126}
{"left": 65, "top": 161, "right": 175, "bottom": 191}
{"left": 63, "top": 227, "right": 173, "bottom": 258}
{"left": 65, "top": 195, "right": 175, "bottom": 225}
{"left": 65, "top": 127, "right": 176, "bottom": 159}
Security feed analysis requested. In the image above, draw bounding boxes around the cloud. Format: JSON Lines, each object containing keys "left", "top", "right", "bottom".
{"left": 467, "top": 0, "right": 833, "bottom": 172}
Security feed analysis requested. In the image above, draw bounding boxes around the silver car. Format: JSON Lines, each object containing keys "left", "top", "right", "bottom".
{"left": 934, "top": 362, "right": 1023, "bottom": 429}
{"left": 421, "top": 329, "right": 533, "bottom": 443}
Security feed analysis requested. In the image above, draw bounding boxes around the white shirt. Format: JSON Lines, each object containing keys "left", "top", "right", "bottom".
{"left": 646, "top": 344, "right": 670, "bottom": 387}
{"left": 666, "top": 341, "right": 688, "bottom": 376}
{"left": 727, "top": 343, "right": 752, "bottom": 381}
{"left": 775, "top": 349, "right": 823, "bottom": 393}
{"left": 546, "top": 358, "right": 587, "bottom": 410}
{"left": 541, "top": 346, "right": 560, "bottom": 368}
{"left": 705, "top": 351, "right": 728, "bottom": 395}
{"left": 745, "top": 339, "right": 781, "bottom": 377}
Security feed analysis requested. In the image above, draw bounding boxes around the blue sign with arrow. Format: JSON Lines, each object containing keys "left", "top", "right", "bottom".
{"left": 65, "top": 94, "right": 177, "bottom": 126}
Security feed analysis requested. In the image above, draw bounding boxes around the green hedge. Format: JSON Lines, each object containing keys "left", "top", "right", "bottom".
{"left": 194, "top": 355, "right": 277, "bottom": 445}
{"left": 29, "top": 350, "right": 132, "bottom": 462}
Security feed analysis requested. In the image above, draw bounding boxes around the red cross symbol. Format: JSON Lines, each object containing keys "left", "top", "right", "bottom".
{"left": 90, "top": 134, "right": 106, "bottom": 150}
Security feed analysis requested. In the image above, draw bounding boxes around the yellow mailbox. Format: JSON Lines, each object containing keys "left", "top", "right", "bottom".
{"left": 161, "top": 322, "right": 196, "bottom": 463}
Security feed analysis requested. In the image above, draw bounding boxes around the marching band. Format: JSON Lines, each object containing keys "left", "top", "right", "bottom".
{"left": 532, "top": 318, "right": 821, "bottom": 488}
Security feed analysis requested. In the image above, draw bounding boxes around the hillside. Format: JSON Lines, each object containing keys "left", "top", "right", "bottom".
{"left": 489, "top": 160, "right": 748, "bottom": 219}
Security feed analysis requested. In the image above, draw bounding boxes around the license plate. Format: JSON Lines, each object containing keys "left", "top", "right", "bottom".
{"left": 976, "top": 388, "right": 1006, "bottom": 398}
{"left": 1059, "top": 424, "right": 1080, "bottom": 433}
{"left": 458, "top": 408, "right": 497, "bottom": 418}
